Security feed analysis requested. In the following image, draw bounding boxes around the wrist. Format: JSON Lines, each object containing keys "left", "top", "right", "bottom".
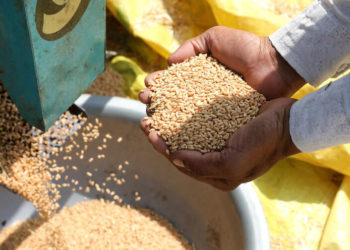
{"left": 264, "top": 37, "right": 306, "bottom": 97}
{"left": 280, "top": 98, "right": 300, "bottom": 157}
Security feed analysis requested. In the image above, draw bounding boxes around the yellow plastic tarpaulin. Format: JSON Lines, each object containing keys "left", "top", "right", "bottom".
{"left": 110, "top": 56, "right": 147, "bottom": 100}
{"left": 252, "top": 158, "right": 340, "bottom": 249}
{"left": 207, "top": 0, "right": 313, "bottom": 36}
{"left": 318, "top": 176, "right": 350, "bottom": 250}
{"left": 106, "top": 0, "right": 216, "bottom": 58}
{"left": 107, "top": 0, "right": 350, "bottom": 249}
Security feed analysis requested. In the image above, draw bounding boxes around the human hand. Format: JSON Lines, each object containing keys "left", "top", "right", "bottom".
{"left": 147, "top": 26, "right": 305, "bottom": 100}
{"left": 140, "top": 96, "right": 300, "bottom": 191}
{"left": 139, "top": 26, "right": 303, "bottom": 190}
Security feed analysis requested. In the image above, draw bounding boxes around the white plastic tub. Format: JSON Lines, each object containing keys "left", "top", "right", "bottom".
{"left": 0, "top": 95, "right": 269, "bottom": 250}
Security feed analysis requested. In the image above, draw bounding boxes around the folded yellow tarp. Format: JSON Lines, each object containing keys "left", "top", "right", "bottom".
{"left": 207, "top": 0, "right": 313, "bottom": 36}
{"left": 318, "top": 176, "right": 350, "bottom": 250}
{"left": 106, "top": 0, "right": 216, "bottom": 58}
{"left": 107, "top": 0, "right": 350, "bottom": 248}
{"left": 110, "top": 56, "right": 147, "bottom": 100}
{"left": 252, "top": 158, "right": 340, "bottom": 249}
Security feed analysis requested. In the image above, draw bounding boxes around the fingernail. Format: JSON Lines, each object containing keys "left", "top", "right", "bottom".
{"left": 173, "top": 159, "right": 185, "bottom": 168}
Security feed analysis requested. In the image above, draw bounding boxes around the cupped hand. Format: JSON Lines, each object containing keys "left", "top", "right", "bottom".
{"left": 140, "top": 97, "right": 300, "bottom": 191}
{"left": 139, "top": 26, "right": 303, "bottom": 191}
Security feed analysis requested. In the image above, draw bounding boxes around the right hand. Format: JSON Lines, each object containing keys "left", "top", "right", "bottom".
{"left": 141, "top": 26, "right": 305, "bottom": 103}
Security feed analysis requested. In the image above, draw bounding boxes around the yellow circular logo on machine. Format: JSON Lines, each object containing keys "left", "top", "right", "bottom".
{"left": 35, "top": 0, "right": 90, "bottom": 41}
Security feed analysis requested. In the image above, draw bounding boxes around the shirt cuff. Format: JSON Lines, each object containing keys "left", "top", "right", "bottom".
{"left": 269, "top": 0, "right": 350, "bottom": 87}
{"left": 289, "top": 74, "right": 350, "bottom": 152}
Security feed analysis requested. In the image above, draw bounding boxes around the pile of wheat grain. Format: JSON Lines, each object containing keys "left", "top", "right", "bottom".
{"left": 147, "top": 54, "right": 266, "bottom": 153}
{"left": 0, "top": 200, "right": 193, "bottom": 250}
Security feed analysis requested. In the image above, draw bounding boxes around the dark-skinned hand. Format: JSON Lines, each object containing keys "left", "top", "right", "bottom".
{"left": 139, "top": 26, "right": 303, "bottom": 191}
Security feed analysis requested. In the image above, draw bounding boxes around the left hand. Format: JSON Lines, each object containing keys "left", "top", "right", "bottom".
{"left": 140, "top": 96, "right": 300, "bottom": 191}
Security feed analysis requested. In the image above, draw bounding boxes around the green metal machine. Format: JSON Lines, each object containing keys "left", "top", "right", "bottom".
{"left": 0, "top": 0, "right": 106, "bottom": 130}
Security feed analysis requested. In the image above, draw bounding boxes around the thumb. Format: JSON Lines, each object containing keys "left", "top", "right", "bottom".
{"left": 170, "top": 150, "right": 226, "bottom": 178}
{"left": 168, "top": 32, "right": 210, "bottom": 65}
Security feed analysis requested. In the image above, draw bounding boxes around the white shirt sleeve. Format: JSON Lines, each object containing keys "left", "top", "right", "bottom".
{"left": 269, "top": 0, "right": 350, "bottom": 152}
{"left": 270, "top": 0, "right": 350, "bottom": 87}
{"left": 289, "top": 74, "right": 350, "bottom": 152}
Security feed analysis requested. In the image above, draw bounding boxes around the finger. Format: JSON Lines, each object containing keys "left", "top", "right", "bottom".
{"left": 148, "top": 131, "right": 169, "bottom": 156}
{"left": 170, "top": 150, "right": 226, "bottom": 178}
{"left": 257, "top": 101, "right": 275, "bottom": 114}
{"left": 145, "top": 71, "right": 163, "bottom": 87}
{"left": 139, "top": 88, "right": 151, "bottom": 104}
{"left": 258, "top": 98, "right": 297, "bottom": 115}
{"left": 176, "top": 167, "right": 237, "bottom": 191}
{"left": 168, "top": 33, "right": 209, "bottom": 65}
{"left": 140, "top": 117, "right": 152, "bottom": 135}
